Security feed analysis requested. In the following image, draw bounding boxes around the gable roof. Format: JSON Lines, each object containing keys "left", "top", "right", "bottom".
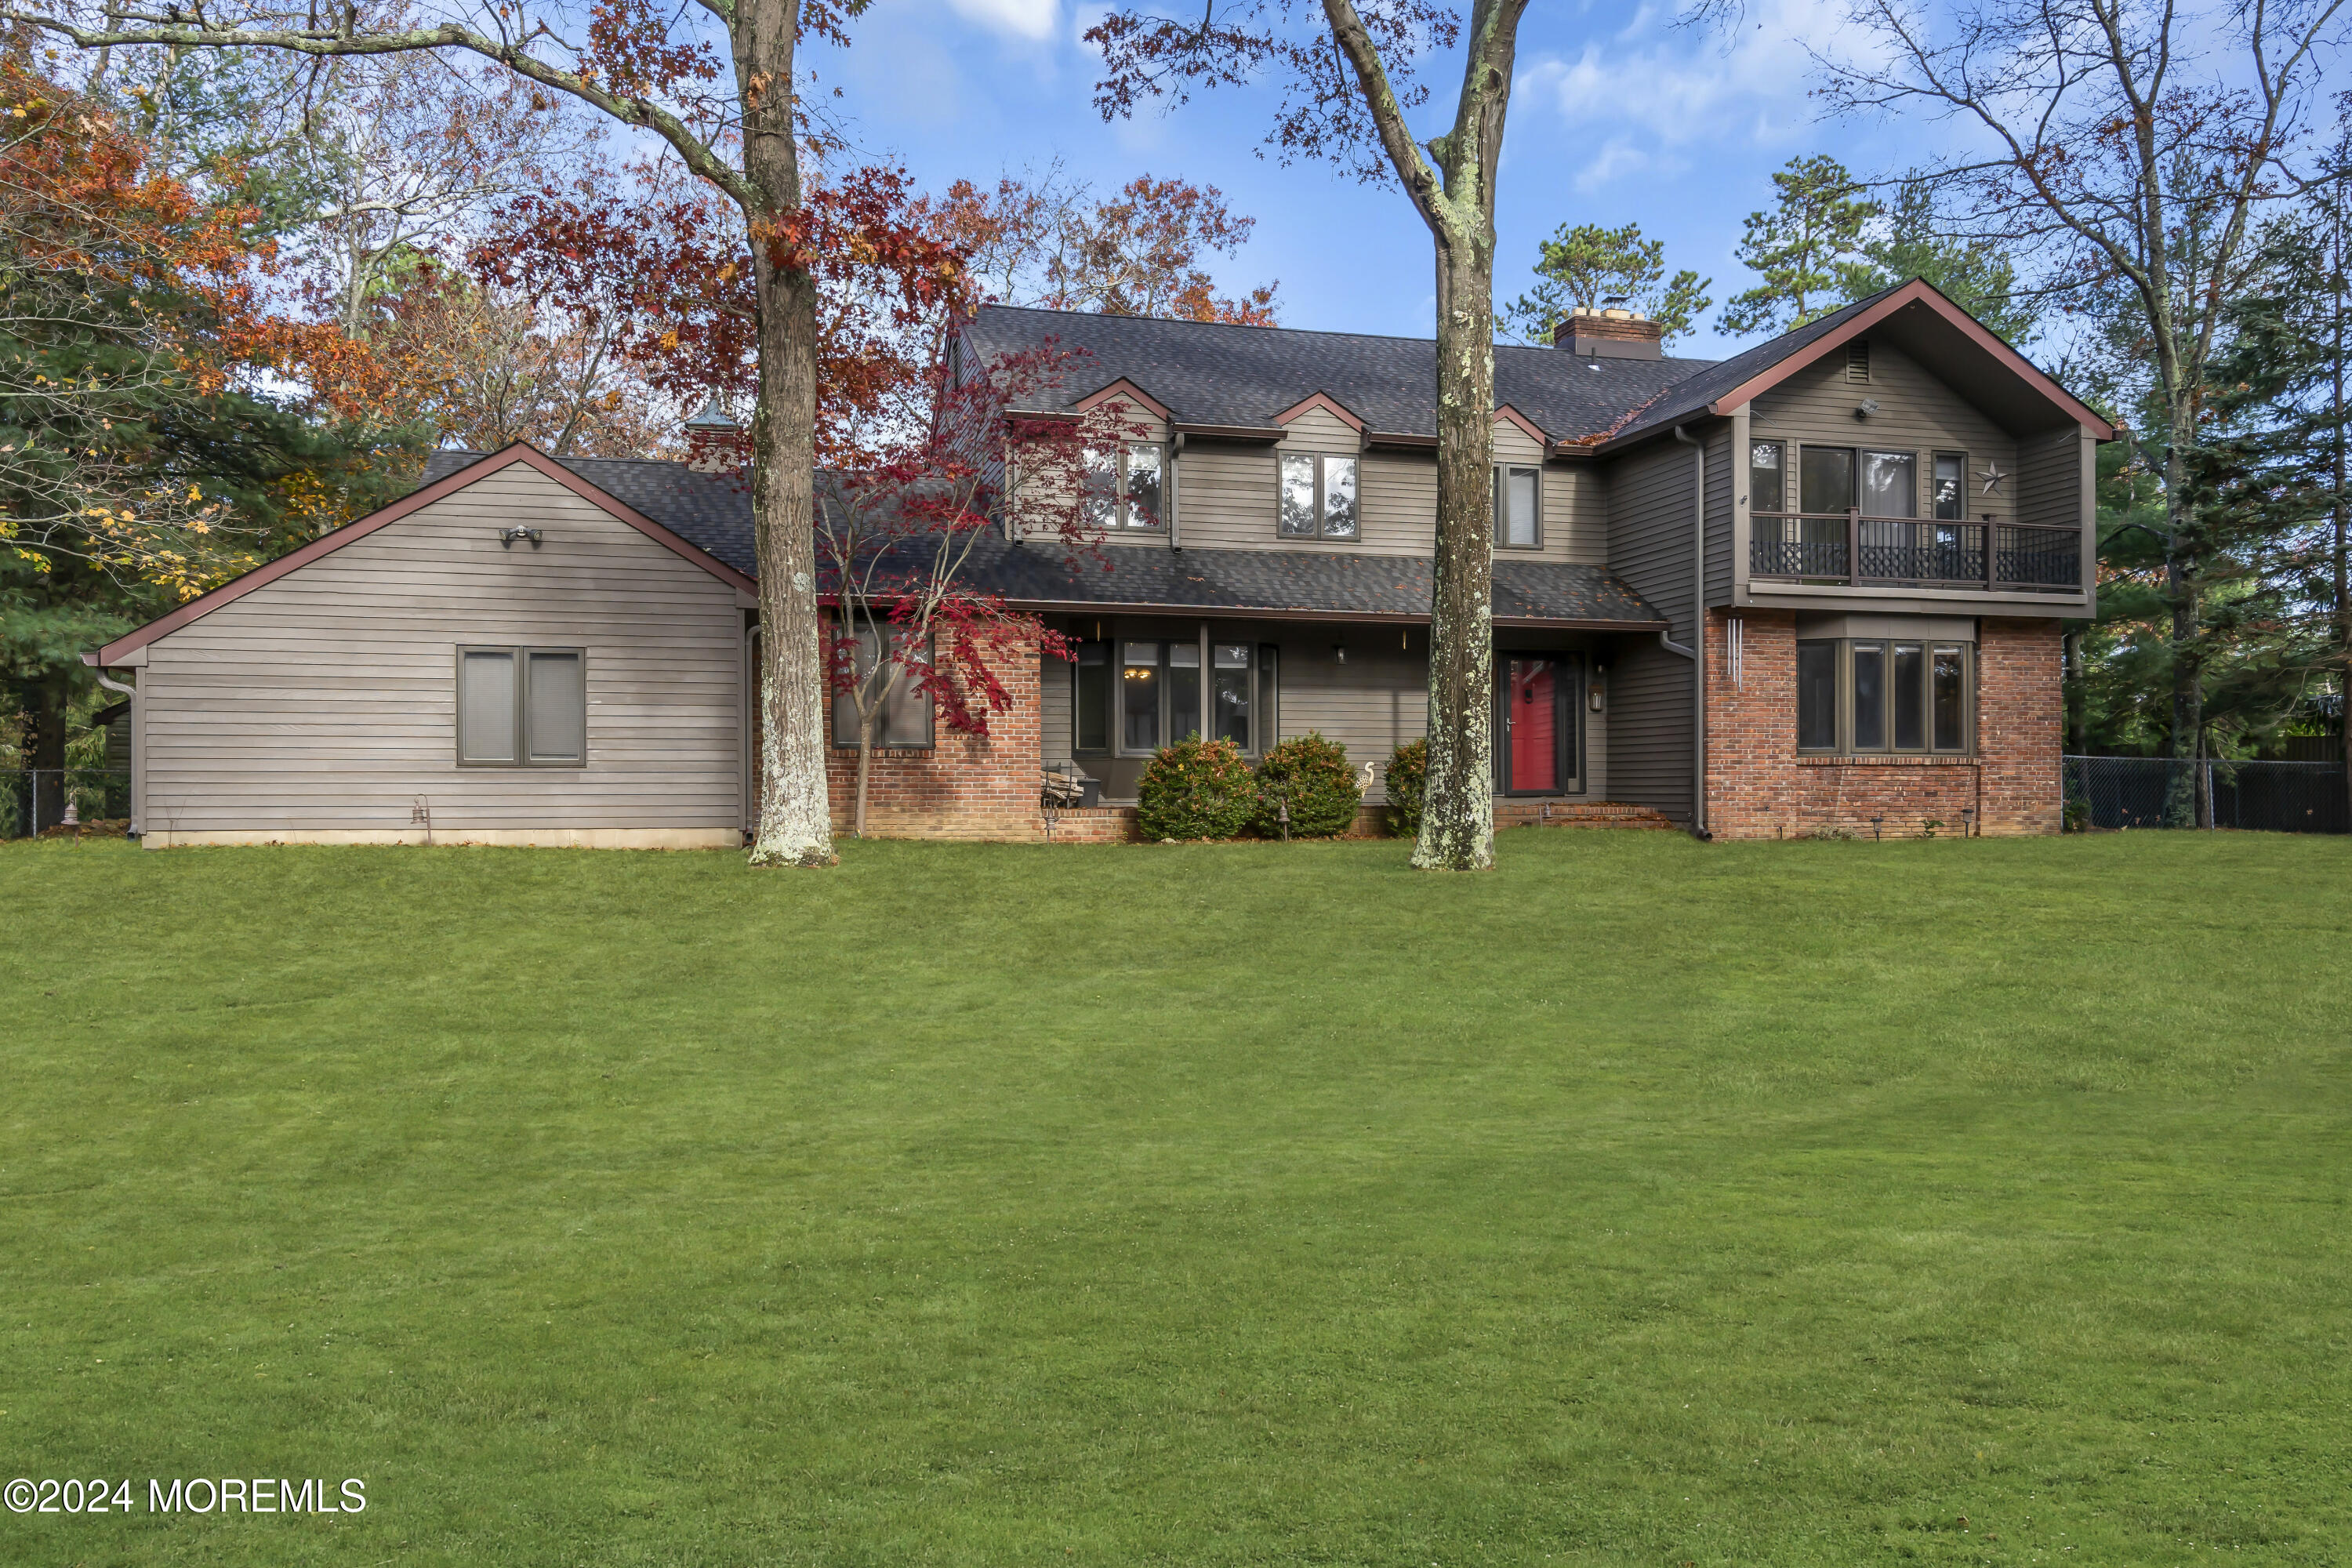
{"left": 960, "top": 281, "right": 2114, "bottom": 451}
{"left": 92, "top": 444, "right": 757, "bottom": 666}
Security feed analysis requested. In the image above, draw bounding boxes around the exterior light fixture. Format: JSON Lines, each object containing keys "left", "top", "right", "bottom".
{"left": 1332, "top": 644, "right": 1347, "bottom": 665}
{"left": 1853, "top": 398, "right": 1880, "bottom": 421}
{"left": 499, "top": 527, "right": 543, "bottom": 549}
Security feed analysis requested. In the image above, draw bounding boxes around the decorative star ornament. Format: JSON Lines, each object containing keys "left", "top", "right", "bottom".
{"left": 1977, "top": 462, "right": 2007, "bottom": 496}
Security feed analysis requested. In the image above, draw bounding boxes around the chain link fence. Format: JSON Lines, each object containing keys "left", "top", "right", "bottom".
{"left": 0, "top": 770, "right": 133, "bottom": 840}
{"left": 2063, "top": 755, "right": 2349, "bottom": 834}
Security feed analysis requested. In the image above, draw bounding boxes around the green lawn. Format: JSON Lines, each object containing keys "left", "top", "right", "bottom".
{"left": 2, "top": 830, "right": 2348, "bottom": 1566}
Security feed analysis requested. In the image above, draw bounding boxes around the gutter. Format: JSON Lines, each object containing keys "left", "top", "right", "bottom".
{"left": 83, "top": 654, "right": 140, "bottom": 837}
{"left": 1669, "top": 424, "right": 1710, "bottom": 840}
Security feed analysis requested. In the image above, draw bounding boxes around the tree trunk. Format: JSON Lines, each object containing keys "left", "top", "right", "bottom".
{"left": 2161, "top": 429, "right": 2201, "bottom": 829}
{"left": 854, "top": 703, "right": 877, "bottom": 839}
{"left": 2333, "top": 208, "right": 2350, "bottom": 825}
{"left": 1410, "top": 241, "right": 1497, "bottom": 872}
{"left": 737, "top": 0, "right": 837, "bottom": 868}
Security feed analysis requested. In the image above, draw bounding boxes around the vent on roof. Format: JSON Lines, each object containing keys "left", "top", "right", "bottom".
{"left": 1846, "top": 340, "right": 1871, "bottom": 383}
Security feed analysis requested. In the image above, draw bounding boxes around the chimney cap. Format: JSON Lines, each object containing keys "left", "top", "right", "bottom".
{"left": 684, "top": 394, "right": 740, "bottom": 431}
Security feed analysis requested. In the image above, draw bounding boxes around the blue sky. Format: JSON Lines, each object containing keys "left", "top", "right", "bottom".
{"left": 807, "top": 0, "right": 1940, "bottom": 361}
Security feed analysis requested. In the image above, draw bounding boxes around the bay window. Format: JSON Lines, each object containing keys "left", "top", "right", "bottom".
{"left": 1796, "top": 638, "right": 1973, "bottom": 755}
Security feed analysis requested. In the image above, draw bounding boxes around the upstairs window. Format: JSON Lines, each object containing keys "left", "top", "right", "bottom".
{"left": 1933, "top": 452, "right": 1969, "bottom": 521}
{"left": 1278, "top": 453, "right": 1359, "bottom": 539}
{"left": 457, "top": 647, "right": 586, "bottom": 767}
{"left": 1085, "top": 444, "right": 1167, "bottom": 532}
{"left": 1496, "top": 465, "right": 1541, "bottom": 548}
{"left": 1750, "top": 441, "right": 1785, "bottom": 514}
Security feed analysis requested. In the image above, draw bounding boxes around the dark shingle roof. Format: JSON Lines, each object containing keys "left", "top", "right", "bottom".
{"left": 1597, "top": 285, "right": 1904, "bottom": 448}
{"left": 960, "top": 306, "right": 1711, "bottom": 444}
{"left": 420, "top": 449, "right": 1662, "bottom": 626}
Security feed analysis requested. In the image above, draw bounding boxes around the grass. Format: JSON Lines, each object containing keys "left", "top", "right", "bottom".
{"left": 2, "top": 829, "right": 2348, "bottom": 1566}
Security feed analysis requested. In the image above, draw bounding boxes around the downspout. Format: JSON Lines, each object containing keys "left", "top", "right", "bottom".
{"left": 92, "top": 666, "right": 139, "bottom": 838}
{"left": 1168, "top": 430, "right": 1185, "bottom": 551}
{"left": 1670, "top": 424, "right": 1710, "bottom": 839}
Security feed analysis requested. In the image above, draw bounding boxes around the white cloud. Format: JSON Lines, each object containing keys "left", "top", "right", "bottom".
{"left": 1519, "top": 0, "right": 1874, "bottom": 185}
{"left": 944, "top": 0, "right": 1058, "bottom": 42}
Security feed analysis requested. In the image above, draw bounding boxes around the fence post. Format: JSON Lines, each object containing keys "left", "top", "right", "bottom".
{"left": 1846, "top": 508, "right": 1860, "bottom": 583}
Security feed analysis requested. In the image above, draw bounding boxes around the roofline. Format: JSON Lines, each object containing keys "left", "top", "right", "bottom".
{"left": 1273, "top": 391, "right": 1367, "bottom": 432}
{"left": 1696, "top": 279, "right": 2116, "bottom": 440}
{"left": 1010, "top": 597, "right": 1664, "bottom": 629}
{"left": 93, "top": 444, "right": 757, "bottom": 666}
{"left": 1073, "top": 377, "right": 1174, "bottom": 422}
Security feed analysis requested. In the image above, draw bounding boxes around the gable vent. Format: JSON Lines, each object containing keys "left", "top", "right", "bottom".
{"left": 1846, "top": 339, "right": 1871, "bottom": 383}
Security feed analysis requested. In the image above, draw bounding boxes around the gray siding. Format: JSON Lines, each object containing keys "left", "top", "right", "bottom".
{"left": 1749, "top": 338, "right": 2020, "bottom": 524}
{"left": 1603, "top": 434, "right": 1704, "bottom": 821}
{"left": 1273, "top": 632, "right": 1427, "bottom": 799}
{"left": 2015, "top": 425, "right": 2085, "bottom": 530}
{"left": 137, "top": 463, "right": 744, "bottom": 838}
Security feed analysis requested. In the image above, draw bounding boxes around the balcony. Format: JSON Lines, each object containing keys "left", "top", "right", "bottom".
{"left": 1751, "top": 513, "right": 2081, "bottom": 591}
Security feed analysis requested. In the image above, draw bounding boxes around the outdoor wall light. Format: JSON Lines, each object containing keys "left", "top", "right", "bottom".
{"left": 1853, "top": 398, "right": 1880, "bottom": 422}
{"left": 1332, "top": 644, "right": 1348, "bottom": 665}
{"left": 499, "top": 527, "right": 543, "bottom": 548}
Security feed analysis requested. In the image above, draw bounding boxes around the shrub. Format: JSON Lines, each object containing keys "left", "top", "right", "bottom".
{"left": 1136, "top": 734, "right": 1256, "bottom": 840}
{"left": 1381, "top": 739, "right": 1427, "bottom": 838}
{"left": 1253, "top": 731, "right": 1362, "bottom": 839}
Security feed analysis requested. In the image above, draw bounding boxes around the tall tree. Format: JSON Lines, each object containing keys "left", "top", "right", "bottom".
{"left": 9, "top": 0, "right": 904, "bottom": 868}
{"left": 1089, "top": 0, "right": 1526, "bottom": 871}
{"left": 1842, "top": 177, "right": 2039, "bottom": 345}
{"left": 1719, "top": 154, "right": 1879, "bottom": 336}
{"left": 1500, "top": 220, "right": 1711, "bottom": 347}
{"left": 1802, "top": 0, "right": 2348, "bottom": 826}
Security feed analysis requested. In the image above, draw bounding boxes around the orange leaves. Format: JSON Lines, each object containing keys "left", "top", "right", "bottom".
{"left": 583, "top": 0, "right": 724, "bottom": 97}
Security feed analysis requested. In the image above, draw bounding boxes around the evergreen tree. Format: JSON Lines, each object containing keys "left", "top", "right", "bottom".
{"left": 1500, "top": 221, "right": 1711, "bottom": 347}
{"left": 1719, "top": 155, "right": 1878, "bottom": 336}
{"left": 1844, "top": 179, "right": 2040, "bottom": 345}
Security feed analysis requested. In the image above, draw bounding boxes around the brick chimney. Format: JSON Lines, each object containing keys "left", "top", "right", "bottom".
{"left": 1552, "top": 306, "right": 1664, "bottom": 361}
{"left": 683, "top": 395, "right": 746, "bottom": 474}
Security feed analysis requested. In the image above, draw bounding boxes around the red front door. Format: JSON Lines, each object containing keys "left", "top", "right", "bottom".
{"left": 1505, "top": 658, "right": 1559, "bottom": 792}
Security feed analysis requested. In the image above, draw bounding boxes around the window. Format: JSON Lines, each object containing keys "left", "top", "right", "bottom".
{"left": 1278, "top": 452, "right": 1359, "bottom": 539}
{"left": 1496, "top": 655, "right": 1579, "bottom": 793}
{"left": 456, "top": 646, "right": 585, "bottom": 766}
{"left": 1086, "top": 443, "right": 1167, "bottom": 532}
{"left": 1796, "top": 638, "right": 1974, "bottom": 755}
{"left": 1862, "top": 451, "right": 1916, "bottom": 517}
{"left": 1933, "top": 452, "right": 1968, "bottom": 521}
{"left": 1076, "top": 638, "right": 1275, "bottom": 755}
{"left": 831, "top": 625, "right": 934, "bottom": 748}
{"left": 1800, "top": 445, "right": 1855, "bottom": 514}
{"left": 1750, "top": 441, "right": 1785, "bottom": 514}
{"left": 1496, "top": 465, "right": 1541, "bottom": 548}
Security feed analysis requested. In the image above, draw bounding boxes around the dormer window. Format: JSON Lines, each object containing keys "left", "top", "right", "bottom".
{"left": 1278, "top": 453, "right": 1359, "bottom": 539}
{"left": 1084, "top": 444, "right": 1166, "bottom": 532}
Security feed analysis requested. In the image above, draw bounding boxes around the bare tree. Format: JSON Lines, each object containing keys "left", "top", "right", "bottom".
{"left": 1090, "top": 0, "right": 1525, "bottom": 870}
{"left": 1798, "top": 0, "right": 2348, "bottom": 825}
{"left": 7, "top": 0, "right": 880, "bottom": 868}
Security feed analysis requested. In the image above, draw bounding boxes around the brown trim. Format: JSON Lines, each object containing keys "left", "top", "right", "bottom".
{"left": 1171, "top": 420, "right": 1283, "bottom": 442}
{"left": 1702, "top": 281, "right": 2118, "bottom": 439}
{"left": 1365, "top": 430, "right": 1437, "bottom": 450}
{"left": 94, "top": 445, "right": 758, "bottom": 666}
{"left": 1073, "top": 377, "right": 1174, "bottom": 421}
{"left": 1006, "top": 596, "right": 1661, "bottom": 630}
{"left": 1272, "top": 390, "right": 1367, "bottom": 432}
{"left": 1493, "top": 404, "right": 1553, "bottom": 446}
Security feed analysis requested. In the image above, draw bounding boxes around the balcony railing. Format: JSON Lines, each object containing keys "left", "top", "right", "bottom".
{"left": 1750, "top": 512, "right": 2082, "bottom": 590}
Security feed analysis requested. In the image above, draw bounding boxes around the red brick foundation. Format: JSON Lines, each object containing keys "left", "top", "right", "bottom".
{"left": 1703, "top": 610, "right": 2062, "bottom": 840}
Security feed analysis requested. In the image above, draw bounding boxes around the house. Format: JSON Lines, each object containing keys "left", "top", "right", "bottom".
{"left": 84, "top": 278, "right": 2105, "bottom": 847}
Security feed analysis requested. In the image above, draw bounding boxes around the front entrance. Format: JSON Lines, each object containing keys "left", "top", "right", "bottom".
{"left": 1497, "top": 654, "right": 1581, "bottom": 795}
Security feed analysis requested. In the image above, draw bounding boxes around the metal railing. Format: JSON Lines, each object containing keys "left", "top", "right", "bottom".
{"left": 2063, "top": 755, "right": 2348, "bottom": 834}
{"left": 1752, "top": 513, "right": 2082, "bottom": 590}
{"left": 0, "top": 770, "right": 132, "bottom": 839}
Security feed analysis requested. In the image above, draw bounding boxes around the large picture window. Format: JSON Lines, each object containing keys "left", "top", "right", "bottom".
{"left": 1796, "top": 638, "right": 1973, "bottom": 755}
{"left": 457, "top": 646, "right": 586, "bottom": 767}
{"left": 1084, "top": 443, "right": 1167, "bottom": 532}
{"left": 1277, "top": 453, "right": 1359, "bottom": 539}
{"left": 831, "top": 625, "right": 935, "bottom": 748}
{"left": 1073, "top": 638, "right": 1276, "bottom": 756}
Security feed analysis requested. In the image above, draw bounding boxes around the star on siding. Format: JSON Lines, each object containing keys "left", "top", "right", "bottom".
{"left": 1977, "top": 462, "right": 2007, "bottom": 495}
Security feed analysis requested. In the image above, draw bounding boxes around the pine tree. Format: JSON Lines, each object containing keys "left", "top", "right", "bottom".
{"left": 1500, "top": 221, "right": 1711, "bottom": 347}
{"left": 1719, "top": 156, "right": 1878, "bottom": 336}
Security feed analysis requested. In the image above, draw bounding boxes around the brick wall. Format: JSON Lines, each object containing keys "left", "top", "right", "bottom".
{"left": 1702, "top": 610, "right": 2062, "bottom": 839}
{"left": 823, "top": 640, "right": 1046, "bottom": 839}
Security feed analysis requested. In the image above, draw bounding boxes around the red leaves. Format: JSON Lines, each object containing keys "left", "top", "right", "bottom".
{"left": 581, "top": 0, "right": 724, "bottom": 98}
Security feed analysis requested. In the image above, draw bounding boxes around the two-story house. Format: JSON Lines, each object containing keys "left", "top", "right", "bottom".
{"left": 84, "top": 278, "right": 2102, "bottom": 846}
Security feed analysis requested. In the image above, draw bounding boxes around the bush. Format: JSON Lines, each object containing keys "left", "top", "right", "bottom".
{"left": 1253, "top": 731, "right": 1361, "bottom": 839}
{"left": 1382, "top": 739, "right": 1427, "bottom": 838}
{"left": 1136, "top": 734, "right": 1256, "bottom": 840}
